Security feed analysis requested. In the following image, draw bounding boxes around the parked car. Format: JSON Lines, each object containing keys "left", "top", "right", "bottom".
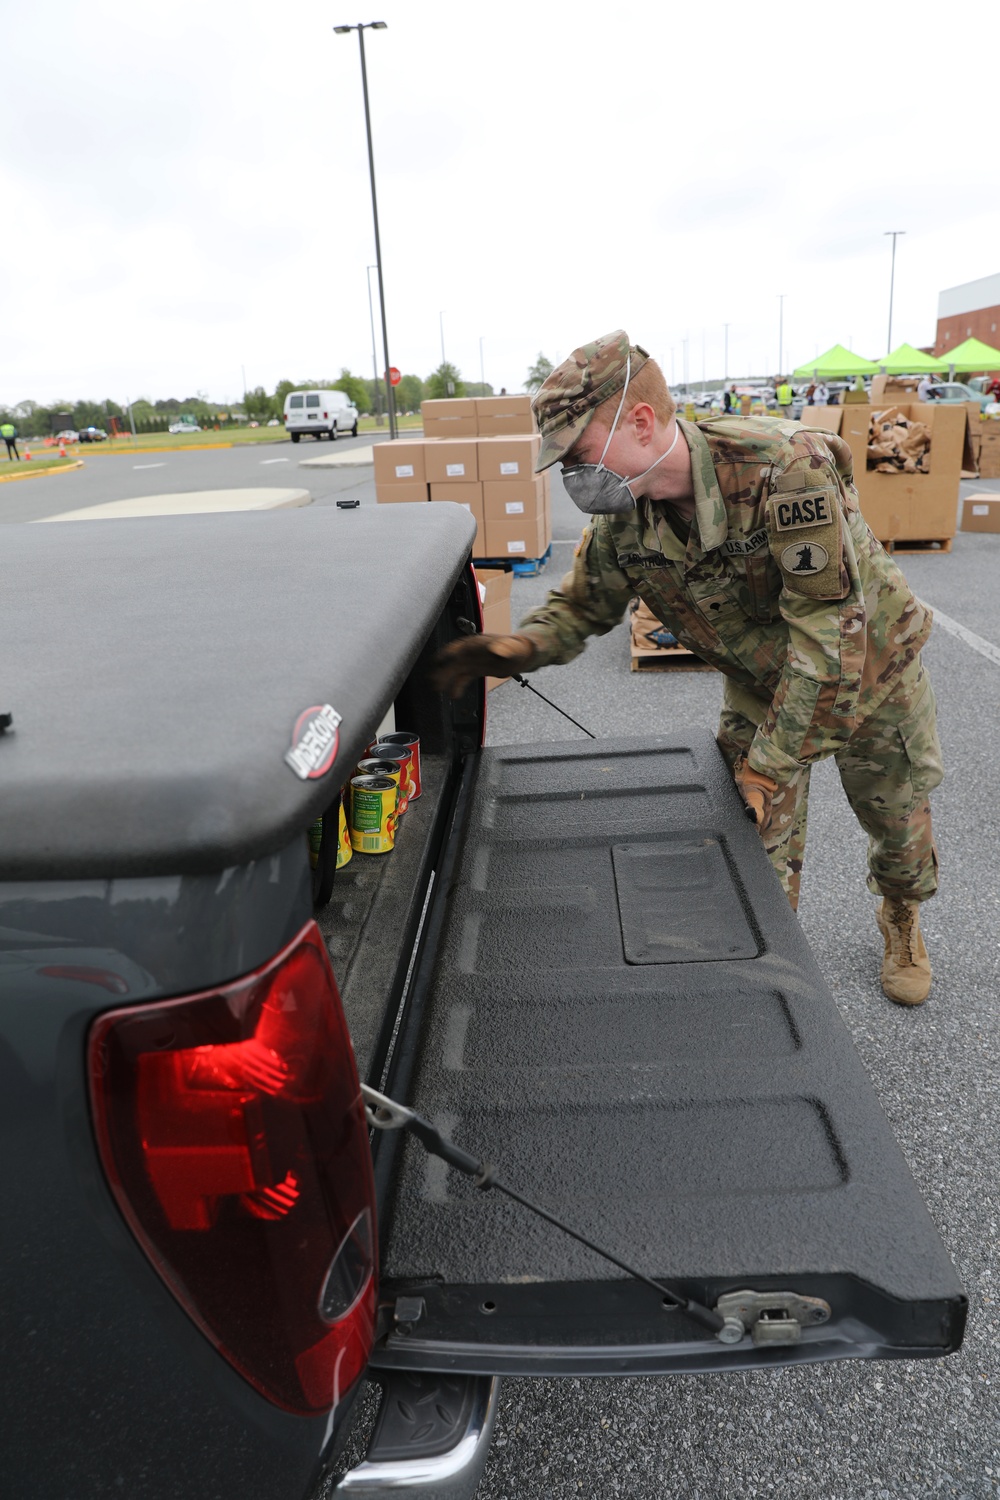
{"left": 54, "top": 428, "right": 79, "bottom": 443}
{"left": 266, "top": 418, "right": 281, "bottom": 427}
{"left": 168, "top": 421, "right": 203, "bottom": 435}
{"left": 0, "top": 505, "right": 966, "bottom": 1498}
{"left": 78, "top": 426, "right": 108, "bottom": 443}
{"left": 923, "top": 381, "right": 992, "bottom": 412}
{"left": 284, "top": 389, "right": 359, "bottom": 442}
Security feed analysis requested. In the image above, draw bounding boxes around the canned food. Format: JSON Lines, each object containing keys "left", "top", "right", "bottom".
{"left": 349, "top": 775, "right": 397, "bottom": 854}
{"left": 356, "top": 757, "right": 406, "bottom": 814}
{"left": 378, "top": 732, "right": 421, "bottom": 799}
{"left": 336, "top": 795, "right": 352, "bottom": 869}
{"left": 307, "top": 816, "right": 324, "bottom": 870}
{"left": 370, "top": 743, "right": 417, "bottom": 808}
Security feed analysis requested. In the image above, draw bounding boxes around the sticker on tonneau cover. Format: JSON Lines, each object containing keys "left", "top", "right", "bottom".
{"left": 284, "top": 704, "right": 342, "bottom": 780}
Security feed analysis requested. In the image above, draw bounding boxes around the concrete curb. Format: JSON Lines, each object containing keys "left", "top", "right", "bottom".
{"left": 0, "top": 460, "right": 84, "bottom": 485}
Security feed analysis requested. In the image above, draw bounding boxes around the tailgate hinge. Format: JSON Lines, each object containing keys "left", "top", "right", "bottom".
{"left": 715, "top": 1288, "right": 832, "bottom": 1346}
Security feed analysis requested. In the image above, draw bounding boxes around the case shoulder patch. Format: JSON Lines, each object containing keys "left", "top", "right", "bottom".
{"left": 766, "top": 492, "right": 846, "bottom": 600}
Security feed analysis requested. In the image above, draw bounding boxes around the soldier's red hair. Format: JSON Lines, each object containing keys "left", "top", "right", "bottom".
{"left": 593, "top": 357, "right": 676, "bottom": 429}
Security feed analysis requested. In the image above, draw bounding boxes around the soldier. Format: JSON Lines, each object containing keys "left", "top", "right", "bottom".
{"left": 434, "top": 330, "right": 943, "bottom": 1006}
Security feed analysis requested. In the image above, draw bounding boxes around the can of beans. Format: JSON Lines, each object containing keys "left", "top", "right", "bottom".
{"left": 336, "top": 795, "right": 352, "bottom": 868}
{"left": 369, "top": 743, "right": 417, "bottom": 808}
{"left": 356, "top": 756, "right": 407, "bottom": 814}
{"left": 377, "top": 732, "right": 421, "bottom": 799}
{"left": 349, "top": 775, "right": 397, "bottom": 854}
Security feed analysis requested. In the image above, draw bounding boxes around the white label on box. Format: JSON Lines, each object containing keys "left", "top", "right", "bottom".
{"left": 972, "top": 504, "right": 990, "bottom": 515}
{"left": 445, "top": 463, "right": 466, "bottom": 477}
{"left": 499, "top": 461, "right": 520, "bottom": 475}
{"left": 507, "top": 540, "right": 526, "bottom": 554}
{"left": 394, "top": 463, "right": 415, "bottom": 478}
{"left": 505, "top": 500, "right": 525, "bottom": 514}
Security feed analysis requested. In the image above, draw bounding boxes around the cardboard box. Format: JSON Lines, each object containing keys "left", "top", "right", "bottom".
{"left": 476, "top": 567, "right": 514, "bottom": 689}
{"left": 961, "top": 495, "right": 1000, "bottom": 533}
{"left": 430, "top": 482, "right": 485, "bottom": 556}
{"left": 477, "top": 434, "right": 541, "bottom": 483}
{"left": 421, "top": 399, "right": 478, "bottom": 439}
{"left": 482, "top": 478, "right": 545, "bottom": 524}
{"left": 373, "top": 440, "right": 427, "bottom": 486}
{"left": 978, "top": 423, "right": 1000, "bottom": 478}
{"left": 485, "top": 509, "right": 550, "bottom": 560}
{"left": 424, "top": 438, "right": 479, "bottom": 484}
{"left": 811, "top": 403, "right": 971, "bottom": 544}
{"left": 475, "top": 395, "right": 536, "bottom": 437}
{"left": 375, "top": 481, "right": 428, "bottom": 504}
{"left": 870, "top": 375, "right": 922, "bottom": 404}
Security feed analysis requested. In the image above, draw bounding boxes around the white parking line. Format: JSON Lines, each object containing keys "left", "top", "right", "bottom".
{"left": 133, "top": 462, "right": 166, "bottom": 470}
{"left": 260, "top": 457, "right": 290, "bottom": 465}
{"left": 930, "top": 605, "right": 1000, "bottom": 669}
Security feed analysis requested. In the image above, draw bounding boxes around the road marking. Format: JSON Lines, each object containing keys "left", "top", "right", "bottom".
{"left": 930, "top": 605, "right": 1000, "bottom": 669}
{"left": 260, "top": 457, "right": 290, "bottom": 465}
{"left": 133, "top": 462, "right": 166, "bottom": 470}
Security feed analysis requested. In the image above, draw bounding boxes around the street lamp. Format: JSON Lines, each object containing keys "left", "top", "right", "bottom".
{"left": 723, "top": 323, "right": 730, "bottom": 382}
{"left": 777, "top": 295, "right": 786, "bottom": 377}
{"left": 366, "top": 265, "right": 383, "bottom": 426}
{"left": 884, "top": 231, "right": 905, "bottom": 355}
{"left": 479, "top": 335, "right": 486, "bottom": 394}
{"left": 334, "top": 21, "right": 397, "bottom": 438}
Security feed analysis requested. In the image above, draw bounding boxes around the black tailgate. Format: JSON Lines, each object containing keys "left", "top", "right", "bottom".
{"left": 373, "top": 733, "right": 965, "bottom": 1375}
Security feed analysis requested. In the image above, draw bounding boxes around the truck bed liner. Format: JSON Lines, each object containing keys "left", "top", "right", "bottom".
{"left": 375, "top": 733, "right": 965, "bottom": 1373}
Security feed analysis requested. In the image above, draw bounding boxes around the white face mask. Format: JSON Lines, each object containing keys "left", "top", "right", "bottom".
{"left": 561, "top": 354, "right": 681, "bottom": 514}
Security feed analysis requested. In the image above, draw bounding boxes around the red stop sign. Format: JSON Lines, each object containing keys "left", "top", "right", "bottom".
{"left": 387, "top": 367, "right": 401, "bottom": 386}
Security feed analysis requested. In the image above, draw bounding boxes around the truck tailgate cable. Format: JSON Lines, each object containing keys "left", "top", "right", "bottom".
{"left": 361, "top": 1084, "right": 737, "bottom": 1341}
{"left": 456, "top": 615, "right": 595, "bottom": 738}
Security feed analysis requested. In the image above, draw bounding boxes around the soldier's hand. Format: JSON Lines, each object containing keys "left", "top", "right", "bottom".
{"left": 431, "top": 633, "right": 538, "bottom": 699}
{"left": 734, "top": 758, "right": 779, "bottom": 834}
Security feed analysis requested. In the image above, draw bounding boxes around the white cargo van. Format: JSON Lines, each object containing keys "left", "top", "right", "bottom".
{"left": 283, "top": 389, "right": 359, "bottom": 442}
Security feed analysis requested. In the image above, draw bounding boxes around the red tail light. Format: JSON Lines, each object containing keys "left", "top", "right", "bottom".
{"left": 88, "top": 921, "right": 377, "bottom": 1414}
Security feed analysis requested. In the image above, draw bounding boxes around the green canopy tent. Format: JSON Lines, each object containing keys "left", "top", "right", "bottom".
{"left": 938, "top": 335, "right": 1000, "bottom": 376}
{"left": 791, "top": 344, "right": 880, "bottom": 380}
{"left": 877, "top": 343, "right": 948, "bottom": 374}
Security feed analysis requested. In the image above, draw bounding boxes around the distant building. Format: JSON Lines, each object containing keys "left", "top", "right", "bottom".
{"left": 934, "top": 272, "right": 1000, "bottom": 354}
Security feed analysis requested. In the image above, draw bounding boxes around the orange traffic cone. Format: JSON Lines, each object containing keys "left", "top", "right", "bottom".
{"left": 24, "top": 447, "right": 32, "bottom": 461}
{"left": 59, "top": 442, "right": 66, "bottom": 457}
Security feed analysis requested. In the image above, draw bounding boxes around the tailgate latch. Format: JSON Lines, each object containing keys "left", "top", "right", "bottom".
{"left": 714, "top": 1289, "right": 832, "bottom": 1347}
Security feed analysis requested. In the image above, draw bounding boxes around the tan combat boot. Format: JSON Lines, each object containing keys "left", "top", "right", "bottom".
{"left": 875, "top": 899, "right": 932, "bottom": 1006}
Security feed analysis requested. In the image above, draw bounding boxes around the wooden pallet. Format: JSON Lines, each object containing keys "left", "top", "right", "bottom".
{"left": 881, "top": 537, "right": 953, "bottom": 555}
{"left": 630, "top": 644, "right": 714, "bottom": 672}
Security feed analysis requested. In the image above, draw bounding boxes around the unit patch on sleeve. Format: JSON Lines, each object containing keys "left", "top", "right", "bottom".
{"left": 766, "top": 486, "right": 845, "bottom": 599}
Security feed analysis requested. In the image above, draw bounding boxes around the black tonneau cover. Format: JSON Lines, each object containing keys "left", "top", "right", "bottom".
{"left": 376, "top": 734, "right": 965, "bottom": 1374}
{"left": 0, "top": 505, "right": 474, "bottom": 879}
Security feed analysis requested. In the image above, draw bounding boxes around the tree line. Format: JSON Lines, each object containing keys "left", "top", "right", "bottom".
{"left": 2, "top": 354, "right": 557, "bottom": 438}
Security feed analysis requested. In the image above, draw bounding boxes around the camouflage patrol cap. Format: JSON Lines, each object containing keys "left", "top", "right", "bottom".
{"left": 532, "top": 330, "right": 650, "bottom": 472}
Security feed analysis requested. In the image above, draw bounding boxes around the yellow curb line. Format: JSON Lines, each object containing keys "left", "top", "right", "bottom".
{"left": 0, "top": 460, "right": 84, "bottom": 484}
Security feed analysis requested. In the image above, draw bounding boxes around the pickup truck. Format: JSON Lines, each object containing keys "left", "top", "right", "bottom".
{"left": 0, "top": 503, "right": 966, "bottom": 1499}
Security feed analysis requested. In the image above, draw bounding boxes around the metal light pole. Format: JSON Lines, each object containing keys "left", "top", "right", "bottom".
{"left": 777, "top": 295, "right": 786, "bottom": 377}
{"left": 439, "top": 312, "right": 446, "bottom": 367}
{"left": 334, "top": 21, "right": 396, "bottom": 438}
{"left": 884, "top": 231, "right": 905, "bottom": 354}
{"left": 366, "top": 265, "right": 383, "bottom": 425}
{"left": 723, "top": 323, "right": 730, "bottom": 381}
{"left": 479, "top": 335, "right": 485, "bottom": 394}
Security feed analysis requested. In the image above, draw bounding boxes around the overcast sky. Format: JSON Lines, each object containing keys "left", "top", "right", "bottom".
{"left": 3, "top": 1, "right": 999, "bottom": 408}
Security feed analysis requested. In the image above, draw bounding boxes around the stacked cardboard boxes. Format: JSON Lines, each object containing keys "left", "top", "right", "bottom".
{"left": 374, "top": 397, "right": 552, "bottom": 562}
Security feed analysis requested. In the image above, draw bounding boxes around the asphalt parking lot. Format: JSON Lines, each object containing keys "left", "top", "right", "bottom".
{"left": 11, "top": 439, "right": 999, "bottom": 1497}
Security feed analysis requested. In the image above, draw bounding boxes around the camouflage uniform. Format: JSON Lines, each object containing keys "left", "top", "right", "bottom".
{"left": 520, "top": 413, "right": 943, "bottom": 909}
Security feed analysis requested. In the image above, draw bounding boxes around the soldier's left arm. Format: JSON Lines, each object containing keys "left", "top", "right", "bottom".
{"left": 745, "top": 437, "right": 869, "bottom": 783}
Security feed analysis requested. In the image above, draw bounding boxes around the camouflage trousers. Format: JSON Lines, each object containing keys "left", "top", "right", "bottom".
{"left": 717, "top": 659, "right": 943, "bottom": 911}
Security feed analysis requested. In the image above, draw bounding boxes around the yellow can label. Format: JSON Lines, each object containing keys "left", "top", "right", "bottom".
{"left": 349, "top": 779, "right": 396, "bottom": 854}
{"left": 336, "top": 799, "right": 352, "bottom": 868}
